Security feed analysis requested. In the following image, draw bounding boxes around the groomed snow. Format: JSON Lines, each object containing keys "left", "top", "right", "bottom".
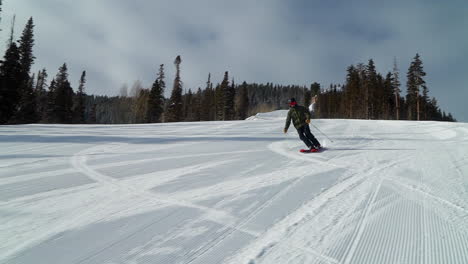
{"left": 1, "top": 111, "right": 468, "bottom": 264}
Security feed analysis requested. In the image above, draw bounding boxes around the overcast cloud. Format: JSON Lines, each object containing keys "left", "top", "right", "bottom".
{"left": 2, "top": 0, "right": 467, "bottom": 121}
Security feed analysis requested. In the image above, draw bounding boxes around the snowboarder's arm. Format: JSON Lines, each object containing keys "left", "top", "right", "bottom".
{"left": 304, "top": 106, "right": 311, "bottom": 120}
{"left": 284, "top": 111, "right": 292, "bottom": 131}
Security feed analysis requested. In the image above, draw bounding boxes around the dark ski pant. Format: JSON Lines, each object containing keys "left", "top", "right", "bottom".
{"left": 297, "top": 124, "right": 321, "bottom": 148}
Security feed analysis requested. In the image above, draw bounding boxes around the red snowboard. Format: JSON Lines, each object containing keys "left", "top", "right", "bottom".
{"left": 300, "top": 147, "right": 325, "bottom": 153}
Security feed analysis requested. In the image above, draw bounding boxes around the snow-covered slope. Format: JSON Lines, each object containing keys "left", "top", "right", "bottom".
{"left": 1, "top": 111, "right": 468, "bottom": 264}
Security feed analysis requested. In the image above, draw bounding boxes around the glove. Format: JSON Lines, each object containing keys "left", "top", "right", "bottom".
{"left": 306, "top": 119, "right": 310, "bottom": 124}
{"left": 283, "top": 128, "right": 288, "bottom": 133}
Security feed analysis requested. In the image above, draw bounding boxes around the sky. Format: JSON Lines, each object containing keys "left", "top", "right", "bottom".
{"left": 1, "top": 0, "right": 467, "bottom": 121}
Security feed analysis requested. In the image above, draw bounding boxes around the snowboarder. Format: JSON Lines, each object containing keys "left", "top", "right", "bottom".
{"left": 284, "top": 98, "right": 322, "bottom": 151}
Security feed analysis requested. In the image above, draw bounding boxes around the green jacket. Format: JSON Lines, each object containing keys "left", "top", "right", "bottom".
{"left": 285, "top": 105, "right": 310, "bottom": 130}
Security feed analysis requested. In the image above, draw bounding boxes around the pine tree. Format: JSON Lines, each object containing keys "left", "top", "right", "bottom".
{"left": 200, "top": 73, "right": 212, "bottom": 121}
{"left": 344, "top": 65, "right": 360, "bottom": 119}
{"left": 236, "top": 81, "right": 249, "bottom": 120}
{"left": 35, "top": 69, "right": 48, "bottom": 122}
{"left": 223, "top": 75, "right": 235, "bottom": 120}
{"left": 215, "top": 72, "right": 231, "bottom": 121}
{"left": 382, "top": 72, "right": 394, "bottom": 119}
{"left": 18, "top": 17, "right": 35, "bottom": 81}
{"left": 44, "top": 78, "right": 57, "bottom": 123}
{"left": 193, "top": 88, "right": 202, "bottom": 121}
{"left": 183, "top": 89, "right": 194, "bottom": 121}
{"left": 89, "top": 103, "right": 97, "bottom": 124}
{"left": 146, "top": 70, "right": 165, "bottom": 123}
{"left": 215, "top": 83, "right": 224, "bottom": 120}
{"left": 7, "top": 17, "right": 38, "bottom": 124}
{"left": 53, "top": 64, "right": 74, "bottom": 123}
{"left": 166, "top": 56, "right": 183, "bottom": 122}
{"left": 0, "top": 43, "right": 22, "bottom": 123}
{"left": 303, "top": 87, "right": 311, "bottom": 107}
{"left": 366, "top": 59, "right": 378, "bottom": 119}
{"left": 12, "top": 75, "right": 38, "bottom": 123}
{"left": 406, "top": 54, "right": 426, "bottom": 120}
{"left": 392, "top": 57, "right": 401, "bottom": 120}
{"left": 73, "top": 71, "right": 86, "bottom": 123}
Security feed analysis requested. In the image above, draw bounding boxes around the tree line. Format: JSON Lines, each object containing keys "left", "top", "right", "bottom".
{"left": 0, "top": 9, "right": 455, "bottom": 124}
{"left": 315, "top": 56, "right": 455, "bottom": 122}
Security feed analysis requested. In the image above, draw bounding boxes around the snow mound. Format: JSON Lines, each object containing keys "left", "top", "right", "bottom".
{"left": 246, "top": 110, "right": 288, "bottom": 120}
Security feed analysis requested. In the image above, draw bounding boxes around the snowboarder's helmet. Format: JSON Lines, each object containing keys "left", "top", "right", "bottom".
{"left": 288, "top": 98, "right": 297, "bottom": 107}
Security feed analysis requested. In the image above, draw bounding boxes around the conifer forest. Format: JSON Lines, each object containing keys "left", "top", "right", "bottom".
{"left": 0, "top": 5, "right": 456, "bottom": 125}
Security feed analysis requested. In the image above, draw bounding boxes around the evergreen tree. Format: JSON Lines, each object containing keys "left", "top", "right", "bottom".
{"left": 303, "top": 86, "right": 311, "bottom": 107}
{"left": 73, "top": 71, "right": 86, "bottom": 123}
{"left": 382, "top": 72, "right": 394, "bottom": 119}
{"left": 12, "top": 75, "right": 38, "bottom": 123}
{"left": 35, "top": 69, "right": 48, "bottom": 122}
{"left": 200, "top": 74, "right": 212, "bottom": 121}
{"left": 215, "top": 72, "right": 229, "bottom": 120}
{"left": 366, "top": 59, "right": 378, "bottom": 119}
{"left": 392, "top": 57, "right": 401, "bottom": 120}
{"left": 344, "top": 65, "right": 360, "bottom": 119}
{"left": 223, "top": 75, "right": 235, "bottom": 120}
{"left": 421, "top": 85, "right": 429, "bottom": 120}
{"left": 193, "top": 88, "right": 202, "bottom": 121}
{"left": 0, "top": 43, "right": 22, "bottom": 123}
{"left": 236, "top": 81, "right": 249, "bottom": 120}
{"left": 18, "top": 17, "right": 35, "bottom": 80}
{"left": 53, "top": 63, "right": 74, "bottom": 123}
{"left": 146, "top": 65, "right": 165, "bottom": 123}
{"left": 215, "top": 82, "right": 224, "bottom": 120}
{"left": 406, "top": 54, "right": 426, "bottom": 120}
{"left": 44, "top": 78, "right": 57, "bottom": 123}
{"left": 146, "top": 77, "right": 164, "bottom": 123}
{"left": 183, "top": 89, "right": 194, "bottom": 121}
{"left": 310, "top": 82, "right": 320, "bottom": 96}
{"left": 166, "top": 56, "right": 183, "bottom": 122}
{"left": 89, "top": 103, "right": 97, "bottom": 124}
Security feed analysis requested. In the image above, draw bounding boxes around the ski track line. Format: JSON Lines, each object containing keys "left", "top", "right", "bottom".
{"left": 0, "top": 186, "right": 133, "bottom": 261}
{"left": 70, "top": 146, "right": 244, "bottom": 226}
{"left": 91, "top": 149, "right": 267, "bottom": 170}
{"left": 73, "top": 208, "right": 184, "bottom": 264}
{"left": 268, "top": 140, "right": 361, "bottom": 174}
{"left": 70, "top": 144, "right": 262, "bottom": 234}
{"left": 182, "top": 159, "right": 306, "bottom": 264}
{"left": 342, "top": 177, "right": 383, "bottom": 264}
{"left": 278, "top": 243, "right": 340, "bottom": 264}
{"left": 0, "top": 147, "right": 265, "bottom": 187}
{"left": 386, "top": 177, "right": 468, "bottom": 215}
{"left": 227, "top": 152, "right": 409, "bottom": 264}
{"left": 68, "top": 143, "right": 264, "bottom": 263}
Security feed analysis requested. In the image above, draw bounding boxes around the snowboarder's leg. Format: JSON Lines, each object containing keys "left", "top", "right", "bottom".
{"left": 297, "top": 126, "right": 314, "bottom": 148}
{"left": 304, "top": 125, "right": 321, "bottom": 148}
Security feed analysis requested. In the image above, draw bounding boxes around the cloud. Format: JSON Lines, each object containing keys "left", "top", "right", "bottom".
{"left": 1, "top": 0, "right": 467, "bottom": 121}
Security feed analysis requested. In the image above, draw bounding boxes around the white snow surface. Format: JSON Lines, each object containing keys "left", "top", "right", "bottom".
{"left": 1, "top": 111, "right": 468, "bottom": 264}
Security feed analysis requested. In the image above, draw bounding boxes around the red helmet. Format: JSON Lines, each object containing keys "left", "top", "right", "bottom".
{"left": 288, "top": 98, "right": 297, "bottom": 107}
